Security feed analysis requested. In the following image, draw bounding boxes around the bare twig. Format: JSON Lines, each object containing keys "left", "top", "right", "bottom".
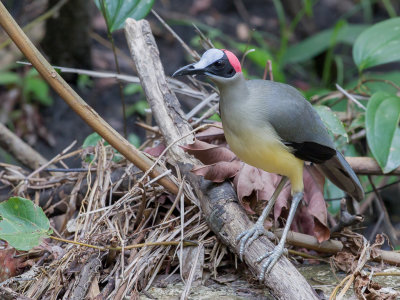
{"left": 336, "top": 84, "right": 366, "bottom": 111}
{"left": 152, "top": 10, "right": 199, "bottom": 60}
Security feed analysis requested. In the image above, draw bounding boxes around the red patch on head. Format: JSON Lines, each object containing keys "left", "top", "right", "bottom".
{"left": 222, "top": 49, "right": 242, "bottom": 73}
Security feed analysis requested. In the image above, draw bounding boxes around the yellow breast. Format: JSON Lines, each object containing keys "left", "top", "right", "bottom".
{"left": 224, "top": 125, "right": 304, "bottom": 193}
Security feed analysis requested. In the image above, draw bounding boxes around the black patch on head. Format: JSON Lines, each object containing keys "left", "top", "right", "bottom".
{"left": 285, "top": 141, "right": 336, "bottom": 164}
{"left": 204, "top": 53, "right": 236, "bottom": 78}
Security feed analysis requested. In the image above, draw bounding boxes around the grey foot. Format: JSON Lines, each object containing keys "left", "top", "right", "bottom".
{"left": 236, "top": 223, "right": 274, "bottom": 260}
{"left": 257, "top": 242, "right": 288, "bottom": 281}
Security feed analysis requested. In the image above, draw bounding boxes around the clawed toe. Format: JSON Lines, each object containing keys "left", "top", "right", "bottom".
{"left": 236, "top": 224, "right": 268, "bottom": 260}
{"left": 257, "top": 243, "right": 286, "bottom": 281}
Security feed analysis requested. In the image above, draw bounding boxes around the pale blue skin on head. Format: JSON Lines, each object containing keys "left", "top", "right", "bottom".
{"left": 193, "top": 49, "right": 224, "bottom": 69}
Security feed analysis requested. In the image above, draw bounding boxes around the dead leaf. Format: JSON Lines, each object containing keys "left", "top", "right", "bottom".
{"left": 234, "top": 164, "right": 289, "bottom": 215}
{"left": 370, "top": 234, "right": 385, "bottom": 260}
{"left": 181, "top": 139, "right": 236, "bottom": 164}
{"left": 195, "top": 122, "right": 225, "bottom": 144}
{"left": 331, "top": 251, "right": 358, "bottom": 273}
{"left": 302, "top": 166, "right": 329, "bottom": 242}
{"left": 0, "top": 244, "right": 27, "bottom": 281}
{"left": 192, "top": 160, "right": 241, "bottom": 183}
{"left": 354, "top": 273, "right": 399, "bottom": 300}
{"left": 144, "top": 143, "right": 166, "bottom": 157}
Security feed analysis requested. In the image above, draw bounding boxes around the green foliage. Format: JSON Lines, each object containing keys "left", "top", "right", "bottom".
{"left": 234, "top": 44, "right": 285, "bottom": 82}
{"left": 82, "top": 132, "right": 104, "bottom": 148}
{"left": 24, "top": 77, "right": 52, "bottom": 106}
{"left": 77, "top": 74, "right": 94, "bottom": 90}
{"left": 0, "top": 197, "right": 52, "bottom": 251}
{"left": 126, "top": 100, "right": 149, "bottom": 117}
{"left": 82, "top": 132, "right": 142, "bottom": 161}
{"left": 124, "top": 84, "right": 148, "bottom": 117}
{"left": 314, "top": 105, "right": 348, "bottom": 141}
{"left": 128, "top": 133, "right": 141, "bottom": 148}
{"left": 366, "top": 92, "right": 400, "bottom": 173}
{"left": 325, "top": 181, "right": 343, "bottom": 215}
{"left": 0, "top": 72, "right": 20, "bottom": 85}
{"left": 209, "top": 113, "right": 221, "bottom": 122}
{"left": 353, "top": 17, "right": 400, "bottom": 71}
{"left": 95, "top": 0, "right": 155, "bottom": 32}
{"left": 124, "top": 83, "right": 143, "bottom": 95}
{"left": 0, "top": 67, "right": 53, "bottom": 106}
{"left": 283, "top": 23, "right": 367, "bottom": 65}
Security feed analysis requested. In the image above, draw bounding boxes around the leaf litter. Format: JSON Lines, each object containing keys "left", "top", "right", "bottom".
{"left": 1, "top": 118, "right": 398, "bottom": 298}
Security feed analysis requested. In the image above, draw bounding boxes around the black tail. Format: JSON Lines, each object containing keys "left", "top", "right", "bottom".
{"left": 316, "top": 151, "right": 364, "bottom": 201}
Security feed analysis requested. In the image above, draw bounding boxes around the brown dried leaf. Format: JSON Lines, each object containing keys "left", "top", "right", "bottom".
{"left": 233, "top": 164, "right": 289, "bottom": 215}
{"left": 302, "top": 166, "right": 329, "bottom": 242}
{"left": 181, "top": 139, "right": 236, "bottom": 164}
{"left": 144, "top": 143, "right": 166, "bottom": 157}
{"left": 354, "top": 273, "right": 399, "bottom": 300}
{"left": 331, "top": 251, "right": 358, "bottom": 273}
{"left": 0, "top": 245, "right": 26, "bottom": 281}
{"left": 273, "top": 166, "right": 329, "bottom": 242}
{"left": 370, "top": 234, "right": 385, "bottom": 259}
{"left": 192, "top": 160, "right": 241, "bottom": 183}
{"left": 195, "top": 123, "right": 225, "bottom": 144}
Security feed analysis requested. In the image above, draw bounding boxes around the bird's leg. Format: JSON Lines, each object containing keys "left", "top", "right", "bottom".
{"left": 236, "top": 176, "right": 288, "bottom": 260}
{"left": 257, "top": 191, "right": 303, "bottom": 280}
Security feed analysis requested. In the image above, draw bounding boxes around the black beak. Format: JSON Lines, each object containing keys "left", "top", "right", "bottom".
{"left": 172, "top": 63, "right": 206, "bottom": 77}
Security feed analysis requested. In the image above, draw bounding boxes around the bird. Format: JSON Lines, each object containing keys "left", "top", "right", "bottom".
{"left": 173, "top": 48, "right": 364, "bottom": 280}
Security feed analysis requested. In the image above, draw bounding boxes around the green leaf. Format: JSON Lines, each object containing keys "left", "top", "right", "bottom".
{"left": 353, "top": 18, "right": 400, "bottom": 71}
{"left": 24, "top": 78, "right": 53, "bottom": 106}
{"left": 348, "top": 114, "right": 365, "bottom": 131}
{"left": 366, "top": 92, "right": 400, "bottom": 173}
{"left": 209, "top": 113, "right": 221, "bottom": 121}
{"left": 126, "top": 100, "right": 149, "bottom": 117}
{"left": 124, "top": 83, "right": 143, "bottom": 95}
{"left": 82, "top": 132, "right": 103, "bottom": 148}
{"left": 77, "top": 74, "right": 93, "bottom": 90}
{"left": 95, "top": 0, "right": 155, "bottom": 32}
{"left": 26, "top": 68, "right": 39, "bottom": 78}
{"left": 385, "top": 127, "right": 400, "bottom": 173}
{"left": 314, "top": 105, "right": 348, "bottom": 141}
{"left": 0, "top": 197, "right": 51, "bottom": 251}
{"left": 0, "top": 72, "right": 21, "bottom": 85}
{"left": 234, "top": 43, "right": 285, "bottom": 82}
{"left": 283, "top": 24, "right": 367, "bottom": 65}
{"left": 325, "top": 181, "right": 342, "bottom": 215}
{"left": 128, "top": 133, "right": 141, "bottom": 148}
{"left": 358, "top": 71, "right": 400, "bottom": 95}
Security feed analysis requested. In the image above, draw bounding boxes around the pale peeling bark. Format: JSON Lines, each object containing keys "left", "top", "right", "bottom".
{"left": 124, "top": 18, "right": 319, "bottom": 300}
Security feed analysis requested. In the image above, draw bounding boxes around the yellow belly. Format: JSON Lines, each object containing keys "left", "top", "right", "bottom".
{"left": 224, "top": 127, "right": 304, "bottom": 193}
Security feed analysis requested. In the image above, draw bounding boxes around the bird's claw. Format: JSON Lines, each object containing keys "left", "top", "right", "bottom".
{"left": 257, "top": 243, "right": 288, "bottom": 281}
{"left": 236, "top": 223, "right": 274, "bottom": 260}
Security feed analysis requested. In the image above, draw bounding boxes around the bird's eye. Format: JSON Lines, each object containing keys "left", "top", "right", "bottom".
{"left": 213, "top": 60, "right": 224, "bottom": 68}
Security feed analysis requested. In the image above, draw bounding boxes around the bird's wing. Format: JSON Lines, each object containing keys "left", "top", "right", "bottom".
{"left": 248, "top": 80, "right": 336, "bottom": 164}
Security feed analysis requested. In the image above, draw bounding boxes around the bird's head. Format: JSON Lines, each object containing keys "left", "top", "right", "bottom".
{"left": 173, "top": 49, "right": 242, "bottom": 82}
